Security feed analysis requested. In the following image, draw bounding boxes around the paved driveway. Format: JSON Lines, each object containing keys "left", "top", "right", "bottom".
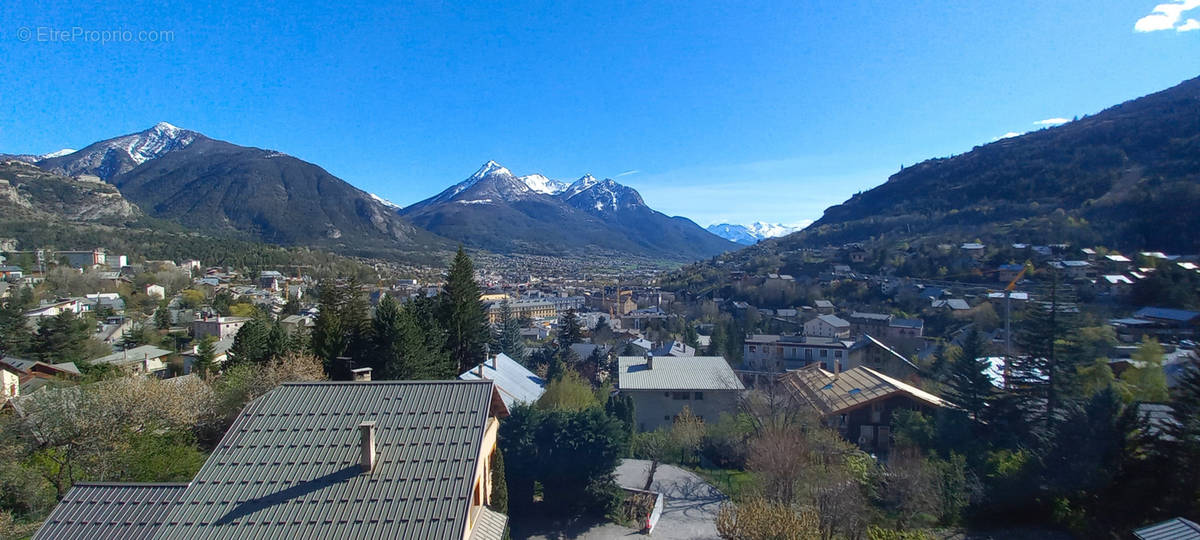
{"left": 513, "top": 459, "right": 724, "bottom": 540}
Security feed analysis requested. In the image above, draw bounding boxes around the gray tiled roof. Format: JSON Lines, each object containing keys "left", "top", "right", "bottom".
{"left": 34, "top": 482, "right": 187, "bottom": 540}
{"left": 151, "top": 380, "right": 497, "bottom": 540}
{"left": 618, "top": 356, "right": 744, "bottom": 391}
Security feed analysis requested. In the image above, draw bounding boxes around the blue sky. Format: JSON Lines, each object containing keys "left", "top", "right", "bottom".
{"left": 1, "top": 1, "right": 1197, "bottom": 227}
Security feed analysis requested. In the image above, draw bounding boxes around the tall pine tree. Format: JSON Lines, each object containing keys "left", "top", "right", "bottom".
{"left": 373, "top": 295, "right": 453, "bottom": 380}
{"left": 946, "top": 326, "right": 995, "bottom": 422}
{"left": 439, "top": 247, "right": 489, "bottom": 374}
{"left": 1012, "top": 271, "right": 1083, "bottom": 435}
{"left": 557, "top": 308, "right": 583, "bottom": 350}
{"left": 194, "top": 334, "right": 217, "bottom": 379}
{"left": 312, "top": 277, "right": 371, "bottom": 379}
{"left": 496, "top": 299, "right": 527, "bottom": 363}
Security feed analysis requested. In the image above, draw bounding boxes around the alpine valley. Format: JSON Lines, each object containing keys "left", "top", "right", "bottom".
{"left": 2, "top": 125, "right": 736, "bottom": 263}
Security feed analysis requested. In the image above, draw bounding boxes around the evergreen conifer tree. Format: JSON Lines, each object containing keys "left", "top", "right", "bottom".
{"left": 439, "top": 247, "right": 489, "bottom": 374}
{"left": 1012, "top": 271, "right": 1083, "bottom": 433}
{"left": 496, "top": 299, "right": 527, "bottom": 362}
{"left": 373, "top": 295, "right": 454, "bottom": 380}
{"left": 194, "top": 334, "right": 217, "bottom": 379}
{"left": 557, "top": 308, "right": 583, "bottom": 350}
{"left": 946, "top": 326, "right": 994, "bottom": 422}
{"left": 312, "top": 277, "right": 371, "bottom": 378}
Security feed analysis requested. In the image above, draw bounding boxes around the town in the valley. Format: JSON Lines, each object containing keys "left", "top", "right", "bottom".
{"left": 2, "top": 236, "right": 1197, "bottom": 539}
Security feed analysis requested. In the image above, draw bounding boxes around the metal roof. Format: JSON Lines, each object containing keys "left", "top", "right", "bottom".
{"left": 812, "top": 314, "right": 850, "bottom": 328}
{"left": 93, "top": 345, "right": 173, "bottom": 367}
{"left": 468, "top": 506, "right": 509, "bottom": 540}
{"left": 459, "top": 353, "right": 546, "bottom": 409}
{"left": 1134, "top": 307, "right": 1200, "bottom": 322}
{"left": 780, "top": 365, "right": 948, "bottom": 417}
{"left": 849, "top": 311, "right": 891, "bottom": 321}
{"left": 150, "top": 380, "right": 498, "bottom": 540}
{"left": 1134, "top": 517, "right": 1200, "bottom": 540}
{"left": 618, "top": 356, "right": 744, "bottom": 391}
{"left": 34, "top": 482, "right": 187, "bottom": 540}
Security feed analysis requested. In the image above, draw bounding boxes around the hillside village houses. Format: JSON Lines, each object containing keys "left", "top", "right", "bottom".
{"left": 0, "top": 229, "right": 1197, "bottom": 540}
{"left": 617, "top": 354, "right": 745, "bottom": 431}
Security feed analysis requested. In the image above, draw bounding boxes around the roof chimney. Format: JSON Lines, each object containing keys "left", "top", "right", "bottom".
{"left": 490, "top": 354, "right": 498, "bottom": 369}
{"left": 351, "top": 367, "right": 372, "bottom": 382}
{"left": 645, "top": 352, "right": 654, "bottom": 370}
{"left": 358, "top": 421, "right": 377, "bottom": 473}
{"left": 476, "top": 362, "right": 486, "bottom": 379}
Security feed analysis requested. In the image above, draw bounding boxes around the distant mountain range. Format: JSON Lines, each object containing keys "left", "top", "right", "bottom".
{"left": 706, "top": 222, "right": 807, "bottom": 245}
{"left": 400, "top": 161, "right": 736, "bottom": 258}
{"left": 20, "top": 123, "right": 446, "bottom": 258}
{"left": 3, "top": 127, "right": 734, "bottom": 261}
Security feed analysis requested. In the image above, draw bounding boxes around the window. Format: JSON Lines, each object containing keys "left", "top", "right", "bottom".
{"left": 748, "top": 345, "right": 756, "bottom": 352}
{"left": 820, "top": 349, "right": 828, "bottom": 358}
{"left": 672, "top": 392, "right": 690, "bottom": 400}
{"left": 834, "top": 350, "right": 842, "bottom": 358}
{"left": 664, "top": 392, "right": 670, "bottom": 397}
{"left": 694, "top": 392, "right": 704, "bottom": 400}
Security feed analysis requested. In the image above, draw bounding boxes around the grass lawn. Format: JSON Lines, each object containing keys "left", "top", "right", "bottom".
{"left": 689, "top": 466, "right": 755, "bottom": 501}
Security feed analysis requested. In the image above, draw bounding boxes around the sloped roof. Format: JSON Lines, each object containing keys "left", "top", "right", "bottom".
{"left": 1134, "top": 307, "right": 1200, "bottom": 323}
{"left": 1134, "top": 517, "right": 1200, "bottom": 540}
{"left": 35, "top": 482, "right": 187, "bottom": 540}
{"left": 618, "top": 356, "right": 744, "bottom": 391}
{"left": 849, "top": 311, "right": 890, "bottom": 321}
{"left": 468, "top": 506, "right": 509, "bottom": 540}
{"left": 780, "top": 365, "right": 947, "bottom": 416}
{"left": 812, "top": 314, "right": 850, "bottom": 328}
{"left": 650, "top": 340, "right": 695, "bottom": 357}
{"left": 149, "top": 380, "right": 499, "bottom": 540}
{"left": 851, "top": 334, "right": 920, "bottom": 371}
{"left": 890, "top": 318, "right": 923, "bottom": 329}
{"left": 93, "top": 345, "right": 173, "bottom": 367}
{"left": 459, "top": 353, "right": 546, "bottom": 409}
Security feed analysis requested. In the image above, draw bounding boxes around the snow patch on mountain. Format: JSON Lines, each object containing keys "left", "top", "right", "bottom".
{"left": 40, "top": 149, "right": 76, "bottom": 159}
{"left": 518, "top": 173, "right": 568, "bottom": 195}
{"left": 368, "top": 193, "right": 402, "bottom": 209}
{"left": 560, "top": 174, "right": 599, "bottom": 199}
{"left": 118, "top": 122, "right": 196, "bottom": 165}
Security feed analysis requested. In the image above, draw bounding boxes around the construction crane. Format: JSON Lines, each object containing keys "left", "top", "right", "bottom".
{"left": 1002, "top": 263, "right": 1031, "bottom": 388}
{"left": 273, "top": 264, "right": 313, "bottom": 279}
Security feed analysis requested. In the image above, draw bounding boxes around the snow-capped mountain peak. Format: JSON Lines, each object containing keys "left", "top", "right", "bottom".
{"left": 706, "top": 221, "right": 809, "bottom": 245}
{"left": 35, "top": 122, "right": 200, "bottom": 181}
{"left": 518, "top": 173, "right": 568, "bottom": 195}
{"left": 121, "top": 122, "right": 196, "bottom": 165}
{"left": 470, "top": 160, "right": 512, "bottom": 180}
{"left": 39, "top": 148, "right": 76, "bottom": 159}
{"left": 561, "top": 174, "right": 600, "bottom": 199}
